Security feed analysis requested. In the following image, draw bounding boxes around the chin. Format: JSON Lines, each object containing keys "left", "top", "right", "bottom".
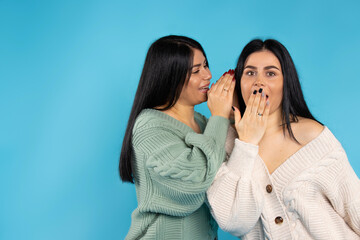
{"left": 195, "top": 98, "right": 207, "bottom": 105}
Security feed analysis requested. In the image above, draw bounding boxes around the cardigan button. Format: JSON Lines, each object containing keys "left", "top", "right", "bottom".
{"left": 275, "top": 216, "right": 283, "bottom": 224}
{"left": 266, "top": 184, "right": 272, "bottom": 193}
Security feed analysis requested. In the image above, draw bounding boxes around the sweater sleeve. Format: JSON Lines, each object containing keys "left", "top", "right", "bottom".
{"left": 207, "top": 138, "right": 264, "bottom": 237}
{"left": 323, "top": 149, "right": 360, "bottom": 235}
{"left": 134, "top": 115, "right": 229, "bottom": 217}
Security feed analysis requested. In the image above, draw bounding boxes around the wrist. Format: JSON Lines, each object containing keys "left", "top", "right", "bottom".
{"left": 237, "top": 135, "right": 259, "bottom": 146}
{"left": 211, "top": 113, "right": 229, "bottom": 119}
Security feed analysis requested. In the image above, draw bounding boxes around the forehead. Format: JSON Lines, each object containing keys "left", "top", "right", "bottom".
{"left": 245, "top": 50, "right": 281, "bottom": 69}
{"left": 192, "top": 48, "right": 205, "bottom": 63}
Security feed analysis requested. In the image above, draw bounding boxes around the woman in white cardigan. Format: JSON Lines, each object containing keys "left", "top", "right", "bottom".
{"left": 207, "top": 39, "right": 360, "bottom": 239}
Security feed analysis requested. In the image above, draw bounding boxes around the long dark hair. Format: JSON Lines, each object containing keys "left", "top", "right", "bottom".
{"left": 234, "top": 39, "right": 321, "bottom": 143}
{"left": 119, "top": 35, "right": 208, "bottom": 183}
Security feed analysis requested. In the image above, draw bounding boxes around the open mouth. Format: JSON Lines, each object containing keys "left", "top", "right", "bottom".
{"left": 199, "top": 86, "right": 209, "bottom": 93}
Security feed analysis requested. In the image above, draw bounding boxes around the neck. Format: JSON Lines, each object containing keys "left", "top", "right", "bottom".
{"left": 263, "top": 108, "right": 283, "bottom": 136}
{"left": 161, "top": 102, "right": 196, "bottom": 126}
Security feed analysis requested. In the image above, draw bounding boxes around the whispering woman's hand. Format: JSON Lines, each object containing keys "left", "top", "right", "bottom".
{"left": 233, "top": 88, "right": 270, "bottom": 145}
{"left": 207, "top": 70, "right": 236, "bottom": 119}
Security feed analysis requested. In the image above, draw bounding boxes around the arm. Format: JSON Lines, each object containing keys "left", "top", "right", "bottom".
{"left": 324, "top": 149, "right": 360, "bottom": 235}
{"left": 207, "top": 139, "right": 264, "bottom": 236}
{"left": 207, "top": 81, "right": 270, "bottom": 236}
{"left": 134, "top": 115, "right": 229, "bottom": 217}
{"left": 224, "top": 125, "right": 237, "bottom": 157}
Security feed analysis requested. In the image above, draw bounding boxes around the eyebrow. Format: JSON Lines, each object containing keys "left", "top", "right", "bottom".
{"left": 264, "top": 65, "right": 280, "bottom": 70}
{"left": 244, "top": 65, "right": 280, "bottom": 70}
{"left": 191, "top": 60, "right": 207, "bottom": 69}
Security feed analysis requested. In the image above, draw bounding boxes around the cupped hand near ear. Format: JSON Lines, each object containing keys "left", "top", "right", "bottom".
{"left": 207, "top": 70, "right": 235, "bottom": 119}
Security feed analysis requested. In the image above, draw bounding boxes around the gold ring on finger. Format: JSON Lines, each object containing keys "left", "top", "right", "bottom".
{"left": 223, "top": 89, "right": 229, "bottom": 92}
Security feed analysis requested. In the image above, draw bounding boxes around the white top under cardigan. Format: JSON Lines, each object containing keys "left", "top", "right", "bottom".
{"left": 207, "top": 126, "right": 360, "bottom": 239}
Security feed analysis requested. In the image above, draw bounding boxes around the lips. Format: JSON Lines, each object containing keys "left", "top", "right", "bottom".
{"left": 199, "top": 84, "right": 209, "bottom": 93}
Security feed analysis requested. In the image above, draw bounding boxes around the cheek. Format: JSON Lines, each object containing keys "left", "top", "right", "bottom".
{"left": 240, "top": 80, "right": 252, "bottom": 105}
{"left": 268, "top": 82, "right": 283, "bottom": 111}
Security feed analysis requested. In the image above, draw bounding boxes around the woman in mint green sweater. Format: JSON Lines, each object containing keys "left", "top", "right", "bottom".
{"left": 119, "top": 35, "right": 235, "bottom": 239}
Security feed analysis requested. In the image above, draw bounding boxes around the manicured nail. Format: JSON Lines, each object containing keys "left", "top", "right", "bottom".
{"left": 232, "top": 106, "right": 235, "bottom": 111}
{"left": 259, "top": 88, "right": 263, "bottom": 93}
{"left": 232, "top": 77, "right": 235, "bottom": 81}
{"left": 253, "top": 90, "right": 257, "bottom": 94}
{"left": 266, "top": 100, "right": 269, "bottom": 105}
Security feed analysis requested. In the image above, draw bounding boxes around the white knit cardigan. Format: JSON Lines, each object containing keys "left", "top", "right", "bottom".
{"left": 207, "top": 126, "right": 360, "bottom": 239}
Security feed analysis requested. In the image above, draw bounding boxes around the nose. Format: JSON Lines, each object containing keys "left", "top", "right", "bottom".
{"left": 202, "top": 68, "right": 212, "bottom": 81}
{"left": 254, "top": 75, "right": 265, "bottom": 88}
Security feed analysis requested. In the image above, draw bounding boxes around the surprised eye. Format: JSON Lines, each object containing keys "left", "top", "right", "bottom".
{"left": 245, "top": 71, "right": 255, "bottom": 76}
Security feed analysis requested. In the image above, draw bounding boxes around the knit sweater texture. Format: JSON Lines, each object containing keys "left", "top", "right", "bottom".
{"left": 207, "top": 126, "right": 360, "bottom": 239}
{"left": 125, "top": 109, "right": 229, "bottom": 240}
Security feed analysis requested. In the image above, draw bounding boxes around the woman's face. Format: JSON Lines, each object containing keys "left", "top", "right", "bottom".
{"left": 178, "top": 48, "right": 212, "bottom": 106}
{"left": 241, "top": 50, "right": 283, "bottom": 115}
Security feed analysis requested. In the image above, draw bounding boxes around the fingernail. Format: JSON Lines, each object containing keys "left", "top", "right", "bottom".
{"left": 266, "top": 100, "right": 269, "bottom": 105}
{"left": 262, "top": 92, "right": 265, "bottom": 97}
{"left": 259, "top": 88, "right": 263, "bottom": 93}
{"left": 253, "top": 90, "right": 257, "bottom": 94}
{"left": 232, "top": 77, "right": 235, "bottom": 81}
{"left": 232, "top": 106, "right": 235, "bottom": 111}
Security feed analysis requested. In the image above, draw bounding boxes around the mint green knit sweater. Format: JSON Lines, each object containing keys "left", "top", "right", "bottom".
{"left": 125, "top": 109, "right": 229, "bottom": 240}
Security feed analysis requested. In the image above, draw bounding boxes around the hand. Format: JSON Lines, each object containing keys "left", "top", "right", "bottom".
{"left": 233, "top": 89, "right": 270, "bottom": 145}
{"left": 207, "top": 70, "right": 236, "bottom": 119}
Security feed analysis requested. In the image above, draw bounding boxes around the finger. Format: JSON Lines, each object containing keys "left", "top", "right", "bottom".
{"left": 227, "top": 74, "right": 236, "bottom": 99}
{"left": 215, "top": 70, "right": 232, "bottom": 94}
{"left": 210, "top": 78, "right": 221, "bottom": 93}
{"left": 250, "top": 89, "right": 261, "bottom": 114}
{"left": 207, "top": 83, "right": 214, "bottom": 95}
{"left": 262, "top": 99, "right": 270, "bottom": 122}
{"left": 211, "top": 70, "right": 228, "bottom": 92}
{"left": 257, "top": 90, "right": 267, "bottom": 116}
{"left": 233, "top": 106, "right": 242, "bottom": 126}
{"left": 222, "top": 71, "right": 234, "bottom": 96}
{"left": 243, "top": 90, "right": 256, "bottom": 118}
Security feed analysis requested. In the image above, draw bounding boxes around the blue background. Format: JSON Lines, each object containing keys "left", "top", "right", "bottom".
{"left": 1, "top": 0, "right": 359, "bottom": 239}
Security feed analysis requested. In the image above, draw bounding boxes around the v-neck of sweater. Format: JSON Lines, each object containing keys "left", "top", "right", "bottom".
{"left": 258, "top": 126, "right": 340, "bottom": 191}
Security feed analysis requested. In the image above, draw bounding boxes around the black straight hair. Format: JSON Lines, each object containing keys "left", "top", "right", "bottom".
{"left": 234, "top": 39, "right": 321, "bottom": 143}
{"left": 119, "top": 35, "right": 208, "bottom": 183}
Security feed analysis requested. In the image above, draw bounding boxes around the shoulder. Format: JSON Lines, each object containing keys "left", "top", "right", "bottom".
{"left": 291, "top": 117, "right": 325, "bottom": 145}
{"left": 133, "top": 109, "right": 173, "bottom": 139}
{"left": 134, "top": 109, "right": 169, "bottom": 129}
